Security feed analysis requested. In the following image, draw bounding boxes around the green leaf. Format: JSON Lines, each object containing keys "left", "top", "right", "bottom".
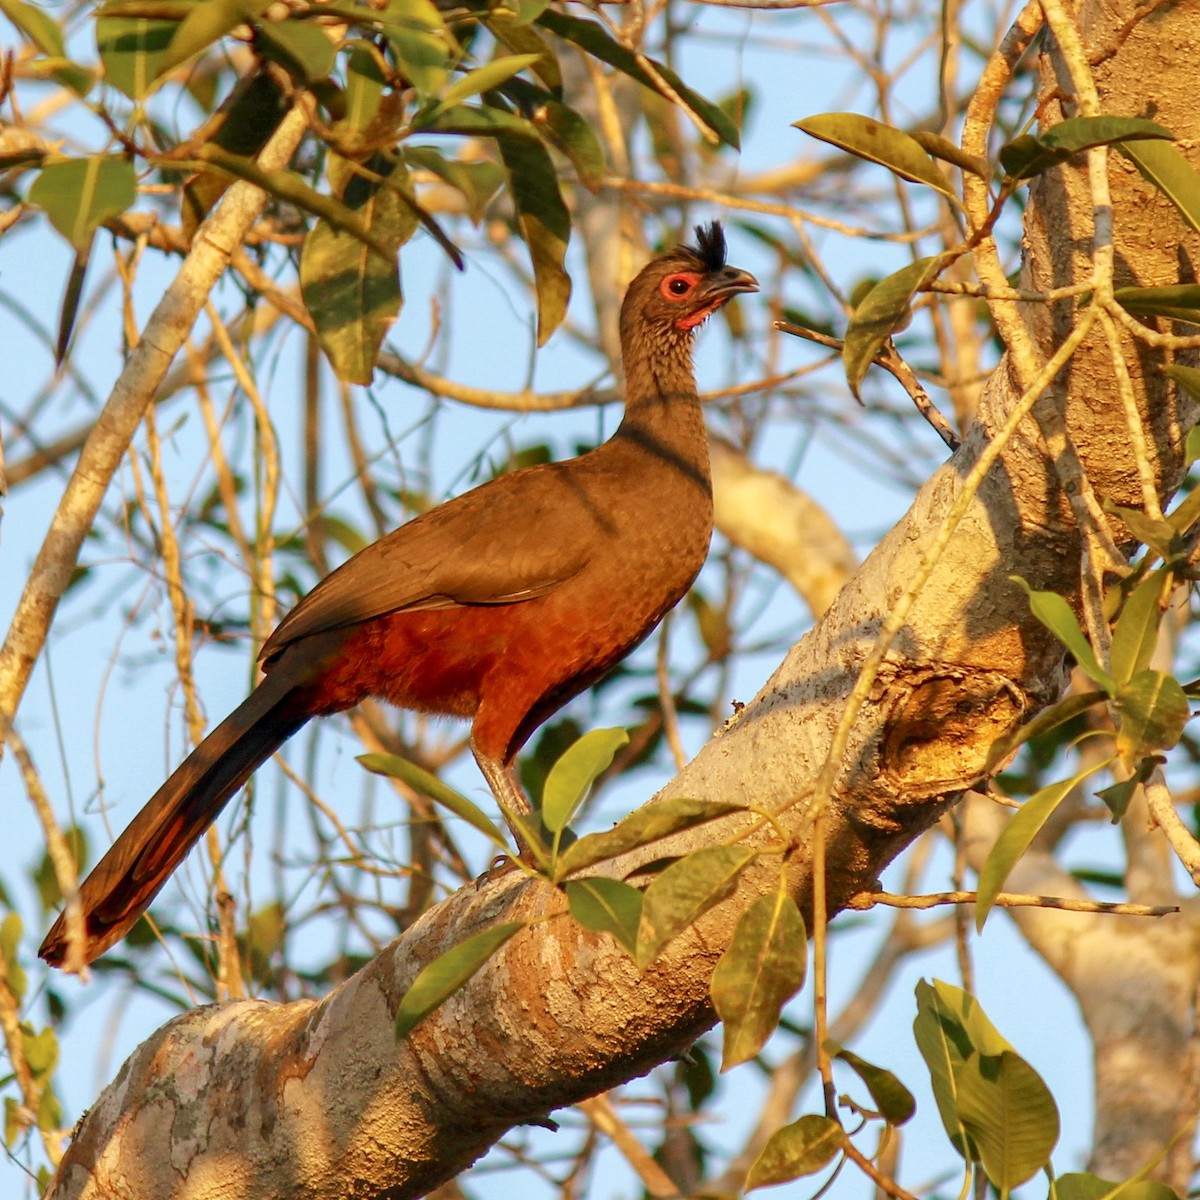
{"left": 55, "top": 249, "right": 90, "bottom": 367}
{"left": 843, "top": 255, "right": 949, "bottom": 400}
{"left": 341, "top": 41, "right": 386, "bottom": 138}
{"left": 3, "top": 1097, "right": 19, "bottom": 1150}
{"left": 96, "top": 16, "right": 177, "bottom": 99}
{"left": 556, "top": 797, "right": 744, "bottom": 880}
{"left": 1114, "top": 283, "right": 1200, "bottom": 327}
{"left": 1054, "top": 1173, "right": 1180, "bottom": 1200}
{"left": 358, "top": 752, "right": 510, "bottom": 850}
{"left": 0, "top": 913, "right": 25, "bottom": 1004}
{"left": 910, "top": 129, "right": 990, "bottom": 178}
{"left": 158, "top": 0, "right": 274, "bottom": 76}
{"left": 927, "top": 980, "right": 1015, "bottom": 1058}
{"left": 34, "top": 827, "right": 85, "bottom": 911}
{"left": 395, "top": 922, "right": 525, "bottom": 1037}
{"left": 985, "top": 690, "right": 1105, "bottom": 773}
{"left": 1042, "top": 116, "right": 1172, "bottom": 152}
{"left": 976, "top": 757, "right": 1111, "bottom": 930}
{"left": 999, "top": 134, "right": 1060, "bottom": 180}
{"left": 1095, "top": 755, "right": 1161, "bottom": 823}
{"left": 1114, "top": 670, "right": 1190, "bottom": 766}
{"left": 404, "top": 146, "right": 504, "bottom": 224}
{"left": 712, "top": 891, "right": 806, "bottom": 1069}
{"left": 746, "top": 1114, "right": 844, "bottom": 1190}
{"left": 1169, "top": 485, "right": 1200, "bottom": 538}
{"left": 23, "top": 1026, "right": 58, "bottom": 1077}
{"left": 1118, "top": 138, "right": 1200, "bottom": 238}
{"left": 29, "top": 156, "right": 137, "bottom": 253}
{"left": 509, "top": 0, "right": 551, "bottom": 23}
{"left": 416, "top": 101, "right": 540, "bottom": 140}
{"left": 636, "top": 845, "right": 756, "bottom": 969}
{"left": 529, "top": 96, "right": 605, "bottom": 191}
{"left": 1186, "top": 425, "right": 1200, "bottom": 466}
{"left": 28, "top": 56, "right": 96, "bottom": 96}
{"left": 541, "top": 727, "right": 629, "bottom": 835}
{"left": 1110, "top": 569, "right": 1168, "bottom": 687}
{"left": 1001, "top": 117, "right": 1173, "bottom": 180}
{"left": 432, "top": 52, "right": 541, "bottom": 114}
{"left": 301, "top": 154, "right": 415, "bottom": 385}
{"left": 378, "top": 0, "right": 450, "bottom": 96}
{"left": 0, "top": 0, "right": 64, "bottom": 56}
{"left": 485, "top": 8, "right": 560, "bottom": 91}
{"left": 1011, "top": 575, "right": 1114, "bottom": 694}
{"left": 829, "top": 1043, "right": 916, "bottom": 1125}
{"left": 1102, "top": 501, "right": 1177, "bottom": 556}
{"left": 956, "top": 1049, "right": 1060, "bottom": 1190}
{"left": 794, "top": 113, "right": 957, "bottom": 200}
{"left": 1169, "top": 364, "right": 1200, "bottom": 402}
{"left": 191, "top": 145, "right": 396, "bottom": 260}
{"left": 181, "top": 71, "right": 290, "bottom": 239}
{"left": 913, "top": 978, "right": 1004, "bottom": 1158}
{"left": 36, "top": 1089, "right": 62, "bottom": 1136}
{"left": 536, "top": 8, "right": 739, "bottom": 150}
{"left": 254, "top": 16, "right": 337, "bottom": 85}
{"left": 565, "top": 877, "right": 642, "bottom": 956}
{"left": 498, "top": 135, "right": 571, "bottom": 345}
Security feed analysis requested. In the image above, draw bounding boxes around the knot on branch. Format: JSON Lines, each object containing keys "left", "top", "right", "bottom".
{"left": 877, "top": 668, "right": 1026, "bottom": 797}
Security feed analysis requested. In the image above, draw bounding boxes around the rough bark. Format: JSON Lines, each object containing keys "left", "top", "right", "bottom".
{"left": 45, "top": 2, "right": 1200, "bottom": 1197}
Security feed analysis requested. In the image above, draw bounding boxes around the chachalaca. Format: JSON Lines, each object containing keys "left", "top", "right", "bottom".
{"left": 40, "top": 222, "right": 758, "bottom": 967}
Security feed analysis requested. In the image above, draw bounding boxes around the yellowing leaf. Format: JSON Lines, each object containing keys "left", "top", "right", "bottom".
{"left": 746, "top": 1114, "right": 843, "bottom": 1190}
{"left": 555, "top": 796, "right": 744, "bottom": 880}
{"left": 712, "top": 891, "right": 806, "bottom": 1069}
{"left": 795, "top": 112, "right": 956, "bottom": 200}
{"left": 300, "top": 154, "right": 414, "bottom": 385}
{"left": 636, "top": 845, "right": 756, "bottom": 968}
{"left": 499, "top": 135, "right": 571, "bottom": 345}
{"left": 843, "top": 255, "right": 948, "bottom": 399}
{"left": 29, "top": 156, "right": 136, "bottom": 252}
{"left": 1114, "top": 670, "right": 1190, "bottom": 766}
{"left": 829, "top": 1043, "right": 916, "bottom": 1125}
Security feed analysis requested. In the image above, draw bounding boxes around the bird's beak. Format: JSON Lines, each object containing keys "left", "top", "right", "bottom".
{"left": 699, "top": 266, "right": 760, "bottom": 305}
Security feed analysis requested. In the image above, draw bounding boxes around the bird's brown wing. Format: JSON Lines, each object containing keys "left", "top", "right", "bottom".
{"left": 262, "top": 465, "right": 593, "bottom": 660}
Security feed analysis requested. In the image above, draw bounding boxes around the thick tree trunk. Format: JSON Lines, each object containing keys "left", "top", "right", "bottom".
{"left": 47, "top": 3, "right": 1200, "bottom": 1197}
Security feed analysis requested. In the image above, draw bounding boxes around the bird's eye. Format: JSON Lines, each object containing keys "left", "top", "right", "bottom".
{"left": 660, "top": 273, "right": 698, "bottom": 300}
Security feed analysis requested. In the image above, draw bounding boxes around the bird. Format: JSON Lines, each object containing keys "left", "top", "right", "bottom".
{"left": 39, "top": 222, "right": 758, "bottom": 967}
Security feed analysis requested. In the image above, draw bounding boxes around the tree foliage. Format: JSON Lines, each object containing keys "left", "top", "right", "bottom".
{"left": 0, "top": 1, "right": 1198, "bottom": 1198}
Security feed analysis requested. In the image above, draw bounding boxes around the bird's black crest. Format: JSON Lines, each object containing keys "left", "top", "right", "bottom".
{"left": 691, "top": 221, "right": 727, "bottom": 272}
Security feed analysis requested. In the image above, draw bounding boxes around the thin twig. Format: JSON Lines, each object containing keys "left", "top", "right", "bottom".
{"left": 579, "top": 1095, "right": 682, "bottom": 1199}
{"left": 848, "top": 889, "right": 1178, "bottom": 917}
{"left": 775, "top": 321, "right": 960, "bottom": 451}
{"left": 1143, "top": 768, "right": 1200, "bottom": 887}
{"left": 0, "top": 104, "right": 308, "bottom": 735}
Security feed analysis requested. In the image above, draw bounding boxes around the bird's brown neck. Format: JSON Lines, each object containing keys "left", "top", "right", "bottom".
{"left": 615, "top": 335, "right": 711, "bottom": 496}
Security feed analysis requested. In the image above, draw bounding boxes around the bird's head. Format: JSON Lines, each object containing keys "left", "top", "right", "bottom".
{"left": 620, "top": 222, "right": 759, "bottom": 347}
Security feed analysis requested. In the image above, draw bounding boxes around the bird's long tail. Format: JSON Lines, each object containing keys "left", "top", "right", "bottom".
{"left": 39, "top": 669, "right": 311, "bottom": 967}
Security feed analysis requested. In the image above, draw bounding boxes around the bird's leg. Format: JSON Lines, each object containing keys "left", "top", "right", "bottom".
{"left": 472, "top": 746, "right": 537, "bottom": 859}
